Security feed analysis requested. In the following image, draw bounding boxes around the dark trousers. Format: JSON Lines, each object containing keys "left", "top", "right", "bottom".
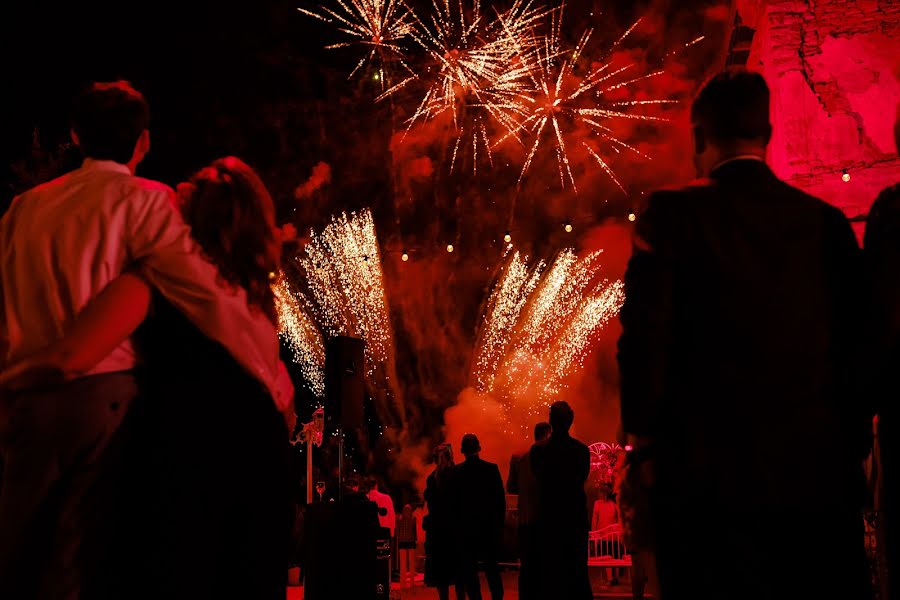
{"left": 461, "top": 552, "right": 503, "bottom": 600}
{"left": 881, "top": 416, "right": 899, "bottom": 600}
{"left": 535, "top": 527, "right": 591, "bottom": 600}
{"left": 0, "top": 373, "right": 137, "bottom": 599}
{"left": 133, "top": 380, "right": 292, "bottom": 600}
{"left": 517, "top": 523, "right": 538, "bottom": 600}
{"left": 655, "top": 506, "right": 871, "bottom": 600}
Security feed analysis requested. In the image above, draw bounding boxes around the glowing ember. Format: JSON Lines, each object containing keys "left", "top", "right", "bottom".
{"left": 471, "top": 248, "right": 625, "bottom": 436}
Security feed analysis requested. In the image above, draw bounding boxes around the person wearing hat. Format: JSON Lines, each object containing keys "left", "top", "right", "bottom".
{"left": 454, "top": 433, "right": 506, "bottom": 600}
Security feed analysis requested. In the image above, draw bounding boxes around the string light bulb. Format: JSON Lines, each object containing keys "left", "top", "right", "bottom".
{"left": 504, "top": 231, "right": 512, "bottom": 243}
{"left": 401, "top": 250, "right": 409, "bottom": 262}
{"left": 564, "top": 222, "right": 573, "bottom": 233}
{"left": 446, "top": 244, "right": 454, "bottom": 253}
{"left": 627, "top": 210, "right": 637, "bottom": 222}
{"left": 841, "top": 170, "right": 851, "bottom": 183}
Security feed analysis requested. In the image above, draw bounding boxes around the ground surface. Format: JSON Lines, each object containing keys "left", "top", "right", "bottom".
{"left": 287, "top": 570, "right": 643, "bottom": 599}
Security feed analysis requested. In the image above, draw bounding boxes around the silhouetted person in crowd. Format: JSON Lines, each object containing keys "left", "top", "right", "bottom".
{"left": 864, "top": 104, "right": 900, "bottom": 600}
{"left": 0, "top": 82, "right": 287, "bottom": 599}
{"left": 619, "top": 68, "right": 873, "bottom": 600}
{"left": 344, "top": 475, "right": 368, "bottom": 502}
{"left": 530, "top": 401, "right": 592, "bottom": 600}
{"left": 396, "top": 504, "right": 418, "bottom": 589}
{"left": 454, "top": 433, "right": 505, "bottom": 600}
{"left": 424, "top": 444, "right": 464, "bottom": 600}
{"left": 507, "top": 421, "right": 550, "bottom": 600}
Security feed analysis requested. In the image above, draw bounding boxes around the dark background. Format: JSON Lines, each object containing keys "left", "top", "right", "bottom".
{"left": 1, "top": 0, "right": 730, "bottom": 485}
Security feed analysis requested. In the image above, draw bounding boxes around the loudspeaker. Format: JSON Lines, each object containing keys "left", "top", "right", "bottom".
{"left": 303, "top": 500, "right": 380, "bottom": 600}
{"left": 325, "top": 336, "right": 365, "bottom": 429}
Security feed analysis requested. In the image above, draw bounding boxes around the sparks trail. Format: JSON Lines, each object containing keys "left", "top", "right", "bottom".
{"left": 379, "top": 0, "right": 550, "bottom": 173}
{"left": 301, "top": 0, "right": 704, "bottom": 191}
{"left": 297, "top": 0, "right": 418, "bottom": 86}
{"left": 499, "top": 12, "right": 678, "bottom": 194}
{"left": 278, "top": 209, "right": 405, "bottom": 425}
{"left": 470, "top": 247, "right": 624, "bottom": 439}
{"left": 274, "top": 274, "right": 326, "bottom": 399}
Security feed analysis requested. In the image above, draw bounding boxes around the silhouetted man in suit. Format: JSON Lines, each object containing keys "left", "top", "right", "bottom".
{"left": 531, "top": 401, "right": 592, "bottom": 600}
{"left": 619, "top": 68, "right": 873, "bottom": 600}
{"left": 507, "top": 421, "right": 550, "bottom": 600}
{"left": 454, "top": 433, "right": 505, "bottom": 600}
{"left": 864, "top": 105, "right": 900, "bottom": 600}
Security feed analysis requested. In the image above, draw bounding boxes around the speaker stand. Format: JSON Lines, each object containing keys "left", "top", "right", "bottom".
{"left": 337, "top": 425, "right": 344, "bottom": 501}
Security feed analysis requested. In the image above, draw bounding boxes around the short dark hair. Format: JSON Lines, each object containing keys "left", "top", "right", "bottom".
{"left": 549, "top": 401, "right": 574, "bottom": 432}
{"left": 72, "top": 81, "right": 149, "bottom": 163}
{"left": 691, "top": 68, "right": 771, "bottom": 146}
{"left": 534, "top": 421, "right": 551, "bottom": 441}
{"left": 461, "top": 433, "right": 481, "bottom": 456}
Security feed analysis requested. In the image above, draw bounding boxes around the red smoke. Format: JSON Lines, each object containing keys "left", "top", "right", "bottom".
{"left": 305, "top": 2, "right": 732, "bottom": 492}
{"left": 294, "top": 161, "right": 332, "bottom": 200}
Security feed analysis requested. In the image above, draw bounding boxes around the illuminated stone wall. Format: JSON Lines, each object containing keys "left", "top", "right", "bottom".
{"left": 737, "top": 0, "right": 900, "bottom": 226}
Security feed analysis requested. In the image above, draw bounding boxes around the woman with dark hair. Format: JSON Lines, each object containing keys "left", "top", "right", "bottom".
{"left": 0, "top": 157, "right": 294, "bottom": 599}
{"left": 424, "top": 443, "right": 464, "bottom": 600}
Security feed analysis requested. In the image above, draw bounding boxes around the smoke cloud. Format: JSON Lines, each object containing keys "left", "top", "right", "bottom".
{"left": 294, "top": 161, "right": 332, "bottom": 200}
{"left": 285, "top": 1, "right": 733, "bottom": 495}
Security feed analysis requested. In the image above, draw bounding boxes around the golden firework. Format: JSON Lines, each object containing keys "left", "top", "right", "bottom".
{"left": 471, "top": 248, "right": 625, "bottom": 435}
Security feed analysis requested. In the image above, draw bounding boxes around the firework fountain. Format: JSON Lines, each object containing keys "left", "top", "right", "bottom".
{"left": 273, "top": 274, "right": 326, "bottom": 399}
{"left": 276, "top": 208, "right": 405, "bottom": 426}
{"left": 467, "top": 247, "right": 624, "bottom": 440}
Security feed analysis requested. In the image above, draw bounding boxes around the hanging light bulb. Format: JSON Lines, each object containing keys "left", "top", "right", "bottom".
{"left": 627, "top": 210, "right": 637, "bottom": 222}
{"left": 401, "top": 250, "right": 409, "bottom": 262}
{"left": 564, "top": 221, "right": 573, "bottom": 233}
{"left": 503, "top": 231, "right": 512, "bottom": 243}
{"left": 841, "top": 170, "right": 851, "bottom": 183}
{"left": 446, "top": 244, "right": 454, "bottom": 253}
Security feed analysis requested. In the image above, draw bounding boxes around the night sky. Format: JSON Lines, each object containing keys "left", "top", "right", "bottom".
{"left": 2, "top": 0, "right": 730, "bottom": 480}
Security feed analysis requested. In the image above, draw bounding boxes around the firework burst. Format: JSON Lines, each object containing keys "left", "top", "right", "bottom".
{"left": 471, "top": 248, "right": 624, "bottom": 436}
{"left": 279, "top": 208, "right": 404, "bottom": 424}
{"left": 502, "top": 15, "right": 680, "bottom": 194}
{"left": 379, "top": 0, "right": 548, "bottom": 172}
{"left": 298, "top": 0, "right": 418, "bottom": 85}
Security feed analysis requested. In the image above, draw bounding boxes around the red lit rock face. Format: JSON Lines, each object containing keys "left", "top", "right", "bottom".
{"left": 737, "top": 0, "right": 900, "bottom": 235}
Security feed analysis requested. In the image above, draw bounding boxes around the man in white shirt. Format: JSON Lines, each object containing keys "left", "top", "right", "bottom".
{"left": 0, "top": 81, "right": 285, "bottom": 598}
{"left": 367, "top": 477, "right": 396, "bottom": 537}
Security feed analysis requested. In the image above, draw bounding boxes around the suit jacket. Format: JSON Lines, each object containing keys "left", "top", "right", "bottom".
{"left": 530, "top": 432, "right": 591, "bottom": 532}
{"left": 865, "top": 183, "right": 900, "bottom": 422}
{"left": 453, "top": 456, "right": 506, "bottom": 554}
{"left": 507, "top": 451, "right": 540, "bottom": 525}
{"left": 618, "top": 159, "right": 871, "bottom": 512}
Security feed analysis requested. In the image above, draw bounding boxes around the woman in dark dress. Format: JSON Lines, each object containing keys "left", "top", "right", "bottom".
{"left": 1, "top": 157, "right": 294, "bottom": 599}
{"left": 424, "top": 443, "right": 464, "bottom": 600}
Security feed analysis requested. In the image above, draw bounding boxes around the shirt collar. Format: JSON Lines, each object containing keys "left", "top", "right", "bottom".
{"left": 711, "top": 155, "right": 766, "bottom": 172}
{"left": 81, "top": 158, "right": 132, "bottom": 175}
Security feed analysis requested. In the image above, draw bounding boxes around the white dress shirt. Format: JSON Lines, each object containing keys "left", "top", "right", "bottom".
{"left": 368, "top": 488, "right": 396, "bottom": 536}
{"left": 0, "top": 159, "right": 284, "bottom": 401}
